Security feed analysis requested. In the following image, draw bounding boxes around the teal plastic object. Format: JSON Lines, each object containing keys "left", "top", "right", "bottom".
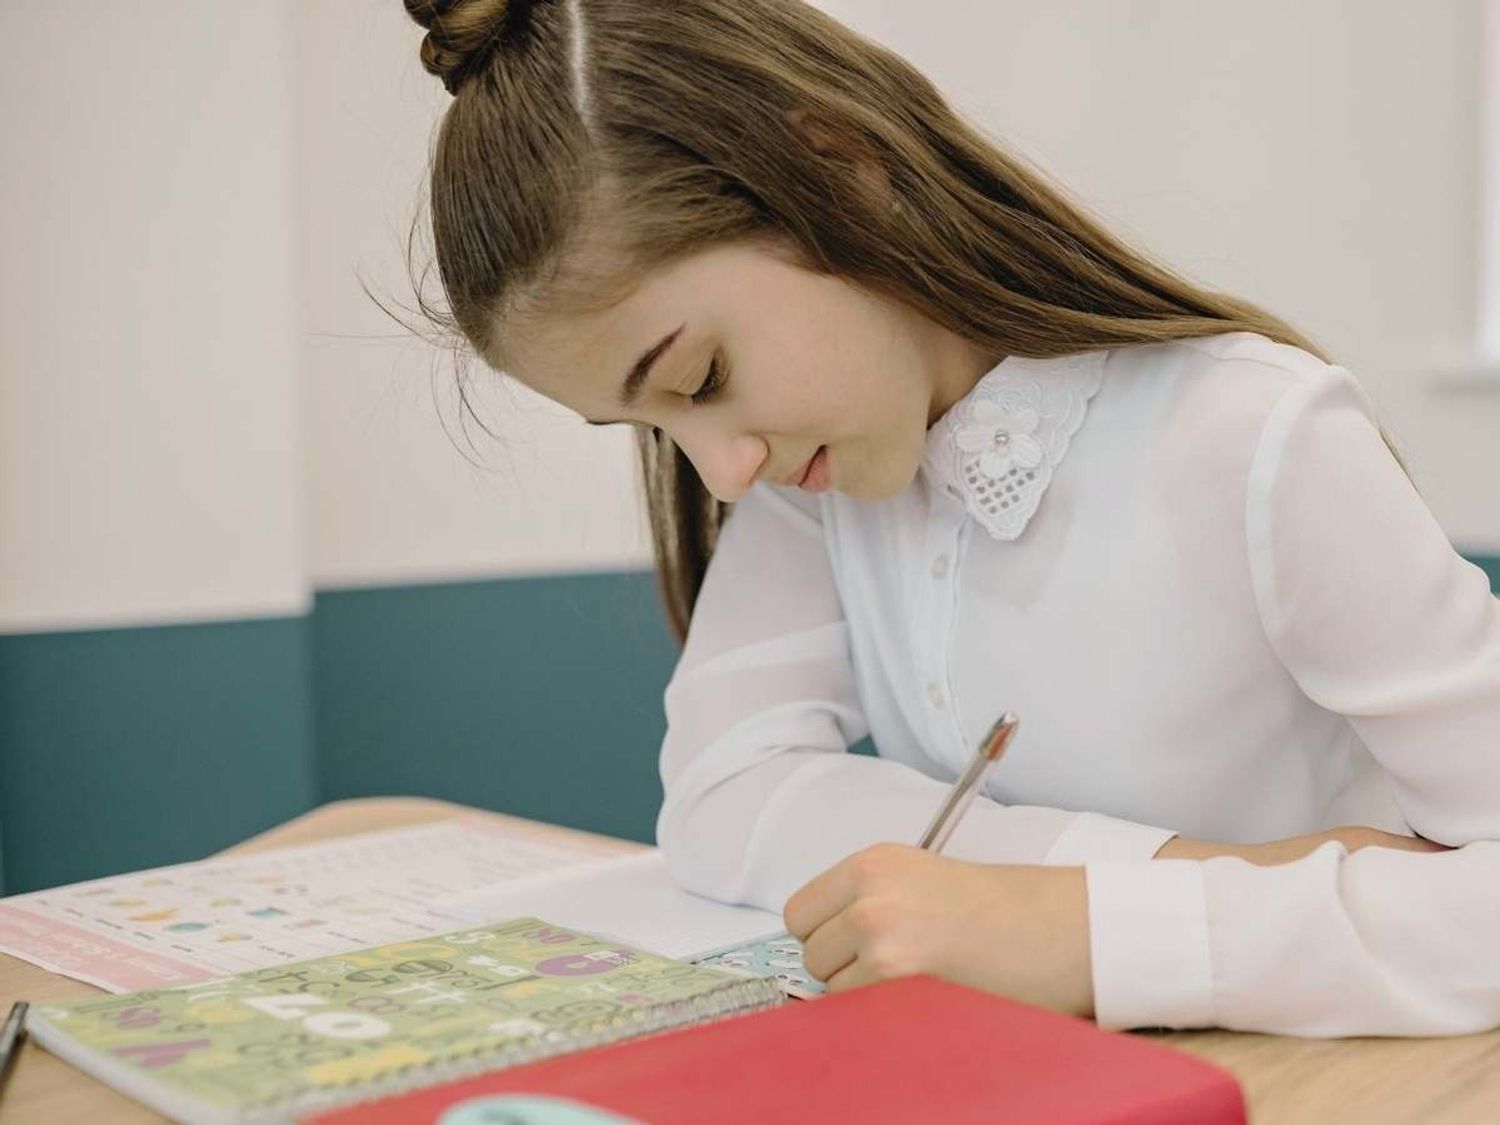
{"left": 439, "top": 1094, "right": 646, "bottom": 1125}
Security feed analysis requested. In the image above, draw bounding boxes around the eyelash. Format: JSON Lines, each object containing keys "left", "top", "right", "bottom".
{"left": 690, "top": 354, "right": 728, "bottom": 405}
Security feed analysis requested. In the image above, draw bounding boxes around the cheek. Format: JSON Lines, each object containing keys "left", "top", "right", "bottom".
{"left": 806, "top": 356, "right": 893, "bottom": 418}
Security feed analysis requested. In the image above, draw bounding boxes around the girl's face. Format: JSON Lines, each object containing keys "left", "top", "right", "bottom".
{"left": 494, "top": 239, "right": 1001, "bottom": 503}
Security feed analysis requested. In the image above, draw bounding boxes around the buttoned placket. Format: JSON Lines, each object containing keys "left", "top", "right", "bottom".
{"left": 916, "top": 481, "right": 975, "bottom": 773}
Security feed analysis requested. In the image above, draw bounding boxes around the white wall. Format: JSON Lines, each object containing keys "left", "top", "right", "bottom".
{"left": 0, "top": 2, "right": 308, "bottom": 632}
{"left": 292, "top": 2, "right": 649, "bottom": 590}
{"left": 4, "top": 3, "right": 1495, "bottom": 637}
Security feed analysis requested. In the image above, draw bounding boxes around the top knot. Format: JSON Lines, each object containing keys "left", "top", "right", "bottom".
{"left": 405, "top": 0, "right": 545, "bottom": 95}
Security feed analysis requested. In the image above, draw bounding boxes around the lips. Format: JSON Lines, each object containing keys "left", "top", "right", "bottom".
{"left": 797, "top": 446, "right": 832, "bottom": 492}
{"left": 773, "top": 446, "right": 831, "bottom": 489}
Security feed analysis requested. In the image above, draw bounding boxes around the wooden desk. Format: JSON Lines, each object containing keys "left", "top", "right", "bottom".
{"left": 3, "top": 798, "right": 1499, "bottom": 1123}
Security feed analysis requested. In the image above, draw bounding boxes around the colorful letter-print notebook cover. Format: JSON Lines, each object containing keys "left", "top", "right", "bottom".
{"left": 27, "top": 917, "right": 781, "bottom": 1121}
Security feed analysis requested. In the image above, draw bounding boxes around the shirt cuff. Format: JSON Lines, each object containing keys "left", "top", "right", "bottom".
{"left": 1084, "top": 859, "right": 1217, "bottom": 1030}
{"left": 1041, "top": 811, "right": 1179, "bottom": 864}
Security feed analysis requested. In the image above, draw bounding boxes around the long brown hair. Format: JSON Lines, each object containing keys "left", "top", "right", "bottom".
{"left": 396, "top": 0, "right": 1401, "bottom": 645}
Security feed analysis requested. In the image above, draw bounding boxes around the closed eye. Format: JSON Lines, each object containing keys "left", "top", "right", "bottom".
{"left": 690, "top": 354, "right": 728, "bottom": 405}
{"left": 584, "top": 352, "right": 727, "bottom": 426}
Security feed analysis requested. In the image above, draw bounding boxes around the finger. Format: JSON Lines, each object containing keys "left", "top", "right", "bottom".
{"left": 824, "top": 954, "right": 880, "bottom": 993}
{"left": 782, "top": 858, "right": 859, "bottom": 942}
{"left": 798, "top": 907, "right": 861, "bottom": 984}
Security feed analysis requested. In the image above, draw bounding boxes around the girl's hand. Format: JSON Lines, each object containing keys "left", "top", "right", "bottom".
{"left": 1155, "top": 826, "right": 1455, "bottom": 865}
{"left": 782, "top": 843, "right": 1094, "bottom": 1018}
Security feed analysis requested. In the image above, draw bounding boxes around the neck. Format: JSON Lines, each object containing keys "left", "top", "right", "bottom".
{"left": 927, "top": 326, "right": 1007, "bottom": 428}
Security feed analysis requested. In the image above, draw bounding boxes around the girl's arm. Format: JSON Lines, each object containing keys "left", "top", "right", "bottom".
{"left": 1084, "top": 362, "right": 1500, "bottom": 1036}
{"left": 657, "top": 481, "right": 1186, "bottom": 911}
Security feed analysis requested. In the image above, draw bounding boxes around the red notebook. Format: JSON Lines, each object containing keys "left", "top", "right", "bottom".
{"left": 304, "top": 974, "right": 1245, "bottom": 1124}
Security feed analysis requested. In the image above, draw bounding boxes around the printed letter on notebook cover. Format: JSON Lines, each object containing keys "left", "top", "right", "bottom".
{"left": 303, "top": 974, "right": 1246, "bottom": 1125}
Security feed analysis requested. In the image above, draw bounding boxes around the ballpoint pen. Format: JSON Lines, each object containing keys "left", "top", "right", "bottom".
{"left": 918, "top": 710, "right": 1020, "bottom": 854}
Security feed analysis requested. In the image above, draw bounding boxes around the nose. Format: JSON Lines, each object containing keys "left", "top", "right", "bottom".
{"left": 672, "top": 426, "right": 768, "bottom": 504}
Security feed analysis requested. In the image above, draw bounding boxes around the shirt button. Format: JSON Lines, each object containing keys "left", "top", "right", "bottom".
{"left": 931, "top": 554, "right": 949, "bottom": 579}
{"left": 926, "top": 681, "right": 945, "bottom": 708}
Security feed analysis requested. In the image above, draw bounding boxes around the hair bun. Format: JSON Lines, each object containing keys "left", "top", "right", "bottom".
{"left": 404, "top": 0, "right": 541, "bottom": 95}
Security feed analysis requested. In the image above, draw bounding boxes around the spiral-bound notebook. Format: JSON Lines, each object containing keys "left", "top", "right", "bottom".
{"left": 25, "top": 916, "right": 784, "bottom": 1124}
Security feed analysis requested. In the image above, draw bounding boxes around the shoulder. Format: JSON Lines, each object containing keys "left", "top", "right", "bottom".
{"left": 1108, "top": 330, "right": 1375, "bottom": 476}
{"left": 1121, "top": 329, "right": 1349, "bottom": 405}
{"left": 1167, "top": 329, "right": 1371, "bottom": 415}
{"left": 1170, "top": 328, "right": 1327, "bottom": 376}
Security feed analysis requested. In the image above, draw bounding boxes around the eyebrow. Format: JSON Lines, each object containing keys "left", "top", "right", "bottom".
{"left": 582, "top": 323, "right": 685, "bottom": 426}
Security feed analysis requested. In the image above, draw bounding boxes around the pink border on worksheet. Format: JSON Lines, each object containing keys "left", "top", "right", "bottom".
{"left": 0, "top": 903, "right": 211, "bottom": 992}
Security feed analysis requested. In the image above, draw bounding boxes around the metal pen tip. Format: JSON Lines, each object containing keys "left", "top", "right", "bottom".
{"left": 981, "top": 712, "right": 1019, "bottom": 761}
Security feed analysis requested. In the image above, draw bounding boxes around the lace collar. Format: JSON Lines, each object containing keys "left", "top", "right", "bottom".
{"left": 920, "top": 349, "right": 1107, "bottom": 540}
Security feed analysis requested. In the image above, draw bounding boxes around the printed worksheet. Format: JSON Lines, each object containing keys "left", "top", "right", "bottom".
{"left": 0, "top": 817, "right": 628, "bottom": 992}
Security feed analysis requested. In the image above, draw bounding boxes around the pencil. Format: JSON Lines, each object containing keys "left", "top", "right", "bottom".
{"left": 0, "top": 1001, "right": 28, "bottom": 1101}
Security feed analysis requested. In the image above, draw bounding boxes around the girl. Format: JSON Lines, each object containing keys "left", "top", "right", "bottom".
{"left": 400, "top": 0, "right": 1500, "bottom": 1036}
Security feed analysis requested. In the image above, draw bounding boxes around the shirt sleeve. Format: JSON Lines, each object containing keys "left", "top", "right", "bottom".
{"left": 656, "top": 479, "right": 1176, "bottom": 914}
{"left": 1086, "top": 363, "right": 1500, "bottom": 1035}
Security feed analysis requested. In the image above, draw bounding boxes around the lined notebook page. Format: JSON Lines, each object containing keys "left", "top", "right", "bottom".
{"left": 437, "top": 850, "right": 785, "bottom": 960}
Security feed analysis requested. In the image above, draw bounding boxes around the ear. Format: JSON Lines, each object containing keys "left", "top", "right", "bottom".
{"left": 784, "top": 106, "right": 895, "bottom": 211}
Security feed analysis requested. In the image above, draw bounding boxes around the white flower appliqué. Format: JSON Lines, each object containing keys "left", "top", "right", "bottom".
{"left": 954, "top": 399, "right": 1045, "bottom": 479}
{"left": 922, "top": 351, "right": 1106, "bottom": 540}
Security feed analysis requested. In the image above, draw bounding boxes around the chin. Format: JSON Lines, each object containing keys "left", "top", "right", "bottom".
{"left": 844, "top": 461, "right": 916, "bottom": 502}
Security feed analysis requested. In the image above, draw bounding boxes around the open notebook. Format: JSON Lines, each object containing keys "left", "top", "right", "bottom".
{"left": 435, "top": 851, "right": 780, "bottom": 959}
{"left": 434, "top": 850, "right": 826, "bottom": 998}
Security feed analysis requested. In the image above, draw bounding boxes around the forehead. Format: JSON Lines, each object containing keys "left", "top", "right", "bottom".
{"left": 491, "top": 238, "right": 795, "bottom": 396}
{"left": 495, "top": 273, "right": 672, "bottom": 393}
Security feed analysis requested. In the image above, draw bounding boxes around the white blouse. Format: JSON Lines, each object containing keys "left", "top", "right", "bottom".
{"left": 654, "top": 330, "right": 1500, "bottom": 1037}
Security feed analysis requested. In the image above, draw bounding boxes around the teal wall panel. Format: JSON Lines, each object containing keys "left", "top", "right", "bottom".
{"left": 312, "top": 572, "right": 680, "bottom": 846}
{"left": 0, "top": 616, "right": 317, "bottom": 894}
{"left": 1473, "top": 554, "right": 1500, "bottom": 592}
